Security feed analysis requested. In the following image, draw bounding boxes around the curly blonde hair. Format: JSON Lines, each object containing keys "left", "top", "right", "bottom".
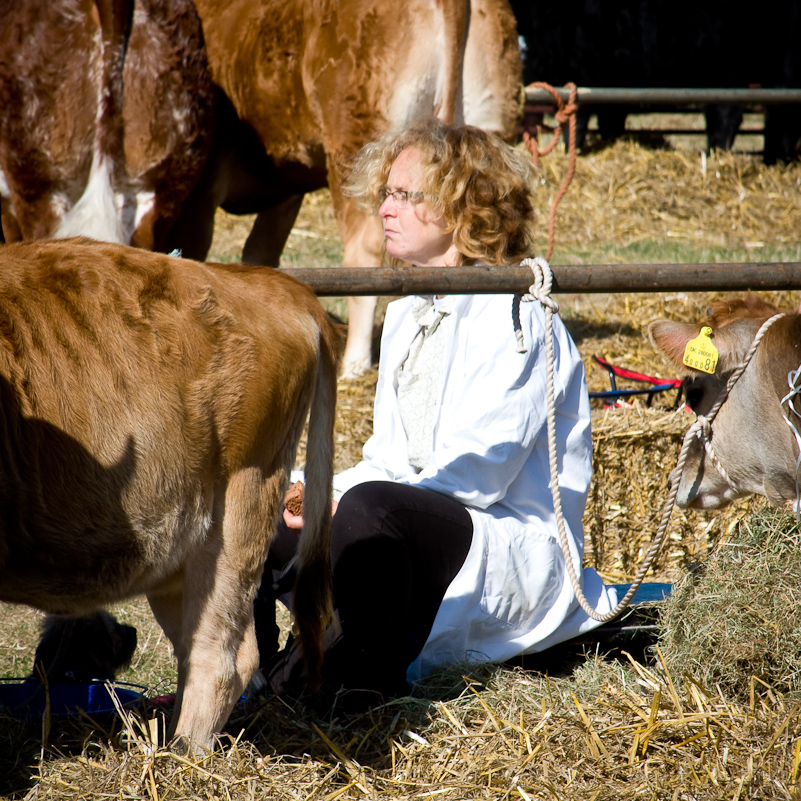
{"left": 345, "top": 117, "right": 537, "bottom": 267}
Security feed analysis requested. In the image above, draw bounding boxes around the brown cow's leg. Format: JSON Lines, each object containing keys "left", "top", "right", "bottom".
{"left": 0, "top": 202, "right": 21, "bottom": 242}
{"left": 329, "top": 187, "right": 384, "bottom": 377}
{"left": 165, "top": 469, "right": 281, "bottom": 752}
{"left": 241, "top": 195, "right": 304, "bottom": 267}
{"left": 343, "top": 295, "right": 378, "bottom": 377}
{"left": 147, "top": 586, "right": 189, "bottom": 740}
{"left": 165, "top": 559, "right": 257, "bottom": 751}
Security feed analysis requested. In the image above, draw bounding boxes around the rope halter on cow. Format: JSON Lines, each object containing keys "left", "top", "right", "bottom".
{"left": 681, "top": 312, "right": 787, "bottom": 498}
{"left": 524, "top": 256, "right": 787, "bottom": 623}
{"left": 782, "top": 366, "right": 801, "bottom": 518}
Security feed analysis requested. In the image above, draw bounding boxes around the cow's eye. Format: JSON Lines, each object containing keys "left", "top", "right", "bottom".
{"left": 682, "top": 375, "right": 723, "bottom": 414}
{"left": 684, "top": 380, "right": 706, "bottom": 411}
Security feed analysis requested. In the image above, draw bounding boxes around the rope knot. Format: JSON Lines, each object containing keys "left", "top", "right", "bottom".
{"left": 521, "top": 257, "right": 559, "bottom": 311}
{"left": 554, "top": 102, "right": 579, "bottom": 125}
{"left": 694, "top": 416, "right": 712, "bottom": 439}
{"left": 514, "top": 257, "right": 559, "bottom": 352}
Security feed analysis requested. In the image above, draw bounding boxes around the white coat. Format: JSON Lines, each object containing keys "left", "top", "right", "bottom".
{"left": 332, "top": 293, "right": 617, "bottom": 684}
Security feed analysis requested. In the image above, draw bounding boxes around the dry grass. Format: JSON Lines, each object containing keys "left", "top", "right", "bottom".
{"left": 3, "top": 135, "right": 801, "bottom": 799}
{"left": 532, "top": 138, "right": 801, "bottom": 260}
{"left": 662, "top": 508, "right": 801, "bottom": 701}
{"left": 15, "top": 621, "right": 801, "bottom": 800}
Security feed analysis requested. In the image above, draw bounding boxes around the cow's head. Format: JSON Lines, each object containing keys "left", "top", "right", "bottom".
{"left": 649, "top": 297, "right": 800, "bottom": 509}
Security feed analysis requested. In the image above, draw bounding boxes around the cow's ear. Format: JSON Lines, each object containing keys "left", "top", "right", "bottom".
{"left": 649, "top": 317, "right": 762, "bottom": 375}
{"left": 709, "top": 319, "right": 766, "bottom": 372}
{"left": 647, "top": 319, "right": 699, "bottom": 371}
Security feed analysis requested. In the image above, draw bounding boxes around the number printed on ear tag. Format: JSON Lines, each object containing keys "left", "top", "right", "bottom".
{"left": 683, "top": 326, "right": 719, "bottom": 374}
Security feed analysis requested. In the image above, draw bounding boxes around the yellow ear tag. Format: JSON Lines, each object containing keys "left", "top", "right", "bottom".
{"left": 682, "top": 326, "right": 719, "bottom": 374}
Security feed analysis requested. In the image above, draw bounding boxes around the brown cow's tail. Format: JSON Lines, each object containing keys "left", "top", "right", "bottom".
{"left": 291, "top": 314, "right": 342, "bottom": 689}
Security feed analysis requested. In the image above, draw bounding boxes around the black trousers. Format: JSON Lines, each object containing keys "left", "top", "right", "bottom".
{"left": 254, "top": 481, "right": 473, "bottom": 698}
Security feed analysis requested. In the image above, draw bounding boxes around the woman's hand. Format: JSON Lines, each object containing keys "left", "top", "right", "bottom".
{"left": 282, "top": 507, "right": 304, "bottom": 530}
{"left": 282, "top": 499, "right": 339, "bottom": 530}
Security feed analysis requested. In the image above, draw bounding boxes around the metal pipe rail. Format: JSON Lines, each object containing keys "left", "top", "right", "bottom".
{"left": 524, "top": 87, "right": 801, "bottom": 106}
{"left": 280, "top": 263, "right": 801, "bottom": 296}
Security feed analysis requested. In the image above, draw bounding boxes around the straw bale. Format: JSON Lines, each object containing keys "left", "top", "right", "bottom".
{"left": 584, "top": 404, "right": 762, "bottom": 584}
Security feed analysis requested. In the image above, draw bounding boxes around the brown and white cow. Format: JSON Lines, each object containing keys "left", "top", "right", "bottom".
{"left": 649, "top": 295, "right": 801, "bottom": 510}
{"left": 190, "top": 0, "right": 524, "bottom": 376}
{"left": 0, "top": 237, "right": 339, "bottom": 751}
{"left": 0, "top": 0, "right": 215, "bottom": 252}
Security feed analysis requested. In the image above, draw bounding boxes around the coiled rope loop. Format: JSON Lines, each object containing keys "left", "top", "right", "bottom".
{"left": 522, "top": 82, "right": 578, "bottom": 262}
{"left": 524, "top": 255, "right": 786, "bottom": 622}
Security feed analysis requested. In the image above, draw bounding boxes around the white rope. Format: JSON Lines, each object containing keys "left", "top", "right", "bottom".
{"left": 523, "top": 255, "right": 786, "bottom": 622}
{"left": 781, "top": 366, "right": 801, "bottom": 520}
{"left": 690, "top": 312, "right": 787, "bottom": 494}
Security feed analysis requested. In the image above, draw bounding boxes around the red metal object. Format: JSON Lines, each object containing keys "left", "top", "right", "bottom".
{"left": 591, "top": 355, "right": 683, "bottom": 408}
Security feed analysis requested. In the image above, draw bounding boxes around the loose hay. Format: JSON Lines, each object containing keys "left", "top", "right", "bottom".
{"left": 20, "top": 654, "right": 801, "bottom": 800}
{"left": 532, "top": 139, "right": 801, "bottom": 257}
{"left": 661, "top": 507, "right": 801, "bottom": 701}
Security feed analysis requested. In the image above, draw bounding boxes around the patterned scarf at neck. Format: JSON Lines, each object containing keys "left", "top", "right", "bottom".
{"left": 411, "top": 294, "right": 457, "bottom": 327}
{"left": 398, "top": 295, "right": 456, "bottom": 470}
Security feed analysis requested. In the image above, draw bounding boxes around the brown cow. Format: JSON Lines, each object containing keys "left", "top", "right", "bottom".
{"left": 190, "top": 0, "right": 524, "bottom": 376}
{"left": 0, "top": 237, "right": 339, "bottom": 751}
{"left": 0, "top": 0, "right": 215, "bottom": 252}
{"left": 649, "top": 296, "right": 801, "bottom": 510}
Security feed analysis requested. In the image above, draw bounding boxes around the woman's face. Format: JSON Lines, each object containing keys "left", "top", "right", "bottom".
{"left": 379, "top": 148, "right": 459, "bottom": 268}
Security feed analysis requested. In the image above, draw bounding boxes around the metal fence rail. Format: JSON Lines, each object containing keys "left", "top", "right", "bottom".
{"left": 280, "top": 263, "right": 801, "bottom": 296}
{"left": 524, "top": 87, "right": 801, "bottom": 106}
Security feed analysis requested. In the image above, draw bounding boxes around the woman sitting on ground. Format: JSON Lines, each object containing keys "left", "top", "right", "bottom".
{"left": 254, "top": 116, "right": 616, "bottom": 705}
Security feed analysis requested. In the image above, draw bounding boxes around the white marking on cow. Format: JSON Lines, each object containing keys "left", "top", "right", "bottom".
{"left": 172, "top": 106, "right": 191, "bottom": 136}
{"left": 134, "top": 191, "right": 156, "bottom": 230}
{"left": 118, "top": 189, "right": 155, "bottom": 244}
{"left": 60, "top": 0, "right": 86, "bottom": 24}
{"left": 56, "top": 156, "right": 127, "bottom": 244}
{"left": 55, "top": 21, "right": 125, "bottom": 244}
{"left": 50, "top": 193, "right": 71, "bottom": 222}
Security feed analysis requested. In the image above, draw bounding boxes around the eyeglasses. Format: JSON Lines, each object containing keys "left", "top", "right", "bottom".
{"left": 377, "top": 188, "right": 424, "bottom": 207}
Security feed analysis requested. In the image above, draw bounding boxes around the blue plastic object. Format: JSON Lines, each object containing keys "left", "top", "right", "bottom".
{"left": 609, "top": 582, "right": 672, "bottom": 605}
{"left": 0, "top": 679, "right": 145, "bottom": 719}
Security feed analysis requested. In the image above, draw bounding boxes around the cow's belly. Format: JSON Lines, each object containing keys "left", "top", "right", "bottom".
{"left": 0, "top": 421, "right": 217, "bottom": 613}
{"left": 0, "top": 487, "right": 214, "bottom": 613}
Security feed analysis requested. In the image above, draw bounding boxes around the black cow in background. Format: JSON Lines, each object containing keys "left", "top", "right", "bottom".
{"left": 512, "top": 0, "right": 801, "bottom": 163}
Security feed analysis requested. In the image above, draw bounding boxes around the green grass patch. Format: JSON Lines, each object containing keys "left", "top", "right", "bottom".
{"left": 554, "top": 240, "right": 801, "bottom": 266}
